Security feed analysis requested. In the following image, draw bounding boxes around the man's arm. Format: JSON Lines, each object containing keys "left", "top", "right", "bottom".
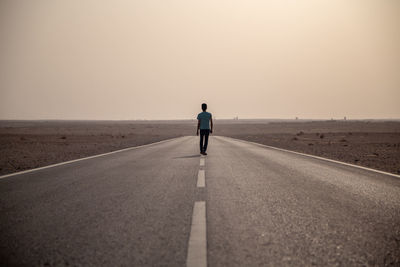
{"left": 197, "top": 119, "right": 200, "bottom": 136}
{"left": 210, "top": 116, "right": 213, "bottom": 133}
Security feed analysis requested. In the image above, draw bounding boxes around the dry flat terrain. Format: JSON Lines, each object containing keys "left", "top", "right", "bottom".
{"left": 1, "top": 120, "right": 399, "bottom": 175}
{"left": 0, "top": 120, "right": 194, "bottom": 175}
{"left": 216, "top": 120, "right": 400, "bottom": 175}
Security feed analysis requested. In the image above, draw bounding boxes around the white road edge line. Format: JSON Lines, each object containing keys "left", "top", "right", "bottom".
{"left": 0, "top": 136, "right": 188, "bottom": 180}
{"left": 197, "top": 170, "right": 205, "bottom": 187}
{"left": 187, "top": 201, "right": 207, "bottom": 267}
{"left": 200, "top": 158, "right": 205, "bottom": 167}
{"left": 217, "top": 136, "right": 400, "bottom": 179}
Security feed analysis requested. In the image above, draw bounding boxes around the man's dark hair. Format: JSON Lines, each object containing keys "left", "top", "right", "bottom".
{"left": 201, "top": 103, "right": 207, "bottom": 111}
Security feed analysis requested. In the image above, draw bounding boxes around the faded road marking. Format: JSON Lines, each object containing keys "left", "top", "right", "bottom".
{"left": 197, "top": 170, "right": 205, "bottom": 187}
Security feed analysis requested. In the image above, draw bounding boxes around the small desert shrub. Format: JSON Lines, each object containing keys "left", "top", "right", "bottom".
{"left": 292, "top": 137, "right": 298, "bottom": 141}
{"left": 296, "top": 131, "right": 304, "bottom": 136}
{"left": 340, "top": 138, "right": 347, "bottom": 142}
{"left": 308, "top": 143, "right": 314, "bottom": 146}
{"left": 320, "top": 134, "right": 324, "bottom": 139}
{"left": 60, "top": 136, "right": 67, "bottom": 140}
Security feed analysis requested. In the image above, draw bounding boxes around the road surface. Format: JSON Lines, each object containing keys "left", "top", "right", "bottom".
{"left": 0, "top": 136, "right": 399, "bottom": 266}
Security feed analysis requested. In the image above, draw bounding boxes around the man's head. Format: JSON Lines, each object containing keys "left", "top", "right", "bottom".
{"left": 201, "top": 103, "right": 207, "bottom": 111}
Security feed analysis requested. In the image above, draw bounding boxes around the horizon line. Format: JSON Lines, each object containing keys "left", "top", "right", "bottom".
{"left": 1, "top": 118, "right": 400, "bottom": 122}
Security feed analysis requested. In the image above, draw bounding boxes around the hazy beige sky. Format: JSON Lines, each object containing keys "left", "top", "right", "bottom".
{"left": 0, "top": 0, "right": 399, "bottom": 120}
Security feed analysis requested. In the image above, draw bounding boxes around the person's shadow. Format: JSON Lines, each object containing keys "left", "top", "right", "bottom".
{"left": 173, "top": 154, "right": 200, "bottom": 159}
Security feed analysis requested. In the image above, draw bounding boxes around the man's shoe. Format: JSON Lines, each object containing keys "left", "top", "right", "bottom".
{"left": 203, "top": 152, "right": 207, "bottom": 155}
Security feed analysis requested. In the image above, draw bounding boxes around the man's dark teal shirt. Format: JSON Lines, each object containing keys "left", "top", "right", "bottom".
{"left": 197, "top": 111, "right": 212, "bottom": 130}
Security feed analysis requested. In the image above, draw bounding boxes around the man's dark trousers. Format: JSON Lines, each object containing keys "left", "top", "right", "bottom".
{"left": 200, "top": 129, "right": 210, "bottom": 152}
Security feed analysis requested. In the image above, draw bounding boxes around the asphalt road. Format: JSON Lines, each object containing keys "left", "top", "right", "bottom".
{"left": 0, "top": 136, "right": 399, "bottom": 266}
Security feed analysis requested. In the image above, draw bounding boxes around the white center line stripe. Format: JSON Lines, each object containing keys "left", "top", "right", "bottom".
{"left": 186, "top": 201, "right": 207, "bottom": 267}
{"left": 197, "top": 170, "right": 205, "bottom": 187}
{"left": 200, "top": 158, "right": 205, "bottom": 167}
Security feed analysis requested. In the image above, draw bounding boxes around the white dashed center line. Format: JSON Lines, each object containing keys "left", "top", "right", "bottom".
{"left": 187, "top": 150, "right": 207, "bottom": 266}
{"left": 186, "top": 201, "right": 207, "bottom": 267}
{"left": 197, "top": 170, "right": 205, "bottom": 187}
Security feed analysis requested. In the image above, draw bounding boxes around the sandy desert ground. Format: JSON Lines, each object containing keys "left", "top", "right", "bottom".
{"left": 0, "top": 120, "right": 399, "bottom": 175}
{"left": 0, "top": 120, "right": 194, "bottom": 176}
{"left": 217, "top": 120, "right": 400, "bottom": 175}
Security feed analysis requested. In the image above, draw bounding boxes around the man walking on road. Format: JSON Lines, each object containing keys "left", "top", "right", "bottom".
{"left": 197, "top": 103, "right": 213, "bottom": 155}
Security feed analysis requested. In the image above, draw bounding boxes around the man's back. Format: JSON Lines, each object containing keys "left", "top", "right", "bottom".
{"left": 197, "top": 111, "right": 212, "bottom": 130}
